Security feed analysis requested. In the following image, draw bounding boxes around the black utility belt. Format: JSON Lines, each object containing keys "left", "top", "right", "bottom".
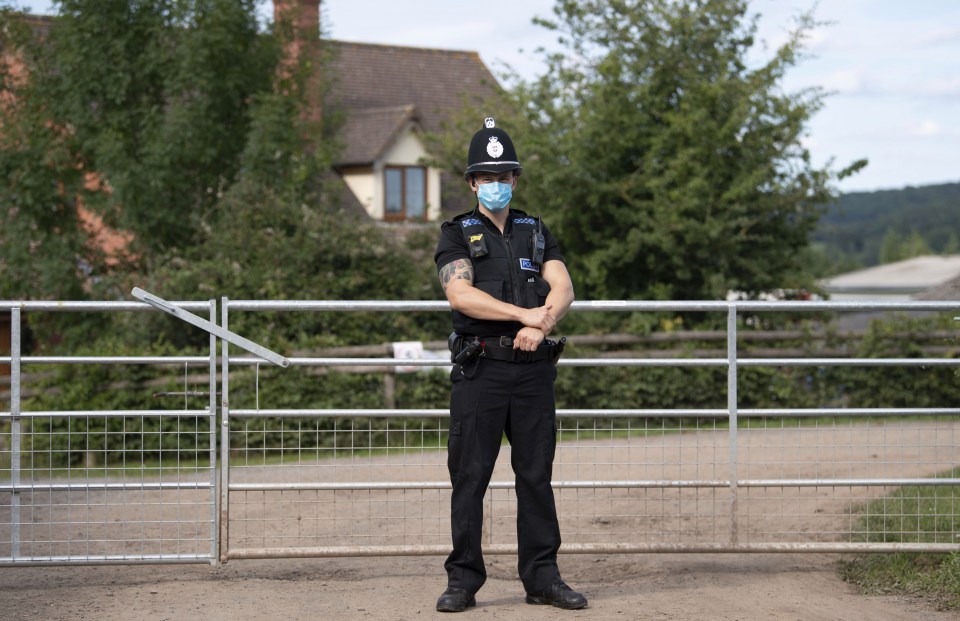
{"left": 450, "top": 334, "right": 565, "bottom": 364}
{"left": 481, "top": 338, "right": 555, "bottom": 363}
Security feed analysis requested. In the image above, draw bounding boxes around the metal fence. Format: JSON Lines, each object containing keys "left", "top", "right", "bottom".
{"left": 2, "top": 298, "right": 959, "bottom": 566}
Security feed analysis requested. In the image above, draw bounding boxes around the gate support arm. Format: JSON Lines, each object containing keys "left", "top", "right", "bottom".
{"left": 131, "top": 287, "right": 288, "bottom": 368}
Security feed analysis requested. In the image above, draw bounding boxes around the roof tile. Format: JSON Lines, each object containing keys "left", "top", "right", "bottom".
{"left": 326, "top": 40, "right": 500, "bottom": 138}
{"left": 338, "top": 104, "right": 417, "bottom": 166}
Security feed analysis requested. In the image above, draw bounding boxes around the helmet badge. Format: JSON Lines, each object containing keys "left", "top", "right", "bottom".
{"left": 487, "top": 136, "right": 503, "bottom": 159}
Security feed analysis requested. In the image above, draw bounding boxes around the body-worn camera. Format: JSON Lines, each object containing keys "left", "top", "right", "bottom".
{"left": 531, "top": 216, "right": 545, "bottom": 266}
{"left": 468, "top": 233, "right": 488, "bottom": 258}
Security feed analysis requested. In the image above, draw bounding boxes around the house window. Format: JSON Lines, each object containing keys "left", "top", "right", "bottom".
{"left": 384, "top": 166, "right": 426, "bottom": 220}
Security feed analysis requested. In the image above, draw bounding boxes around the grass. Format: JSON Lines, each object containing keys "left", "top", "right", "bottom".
{"left": 838, "top": 468, "right": 960, "bottom": 610}
{"left": 838, "top": 552, "right": 960, "bottom": 611}
{"left": 3, "top": 454, "right": 215, "bottom": 480}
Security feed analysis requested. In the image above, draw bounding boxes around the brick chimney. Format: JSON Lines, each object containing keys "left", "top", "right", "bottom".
{"left": 274, "top": 0, "right": 320, "bottom": 66}
{"left": 274, "top": 0, "right": 322, "bottom": 124}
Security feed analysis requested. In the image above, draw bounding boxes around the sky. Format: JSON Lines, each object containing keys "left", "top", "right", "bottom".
{"left": 14, "top": 1, "right": 960, "bottom": 194}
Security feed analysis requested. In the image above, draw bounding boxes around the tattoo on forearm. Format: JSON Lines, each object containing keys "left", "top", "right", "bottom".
{"left": 440, "top": 259, "right": 473, "bottom": 290}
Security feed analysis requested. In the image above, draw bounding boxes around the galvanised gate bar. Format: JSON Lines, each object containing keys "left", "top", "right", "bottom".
{"left": 2, "top": 298, "right": 959, "bottom": 565}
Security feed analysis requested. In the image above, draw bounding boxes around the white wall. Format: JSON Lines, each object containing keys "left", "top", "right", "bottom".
{"left": 341, "top": 122, "right": 442, "bottom": 221}
{"left": 341, "top": 168, "right": 376, "bottom": 216}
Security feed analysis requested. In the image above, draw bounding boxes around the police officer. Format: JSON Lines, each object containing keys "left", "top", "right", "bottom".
{"left": 433, "top": 118, "right": 585, "bottom": 612}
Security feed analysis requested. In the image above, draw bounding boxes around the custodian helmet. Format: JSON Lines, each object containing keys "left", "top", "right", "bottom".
{"left": 463, "top": 117, "right": 522, "bottom": 179}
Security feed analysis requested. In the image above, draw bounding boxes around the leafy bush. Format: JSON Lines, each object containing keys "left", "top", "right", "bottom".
{"left": 22, "top": 336, "right": 211, "bottom": 468}
{"left": 830, "top": 313, "right": 960, "bottom": 409}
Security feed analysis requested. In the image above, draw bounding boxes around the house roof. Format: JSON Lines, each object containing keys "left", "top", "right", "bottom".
{"left": 820, "top": 255, "right": 960, "bottom": 296}
{"left": 818, "top": 255, "right": 960, "bottom": 329}
{"left": 326, "top": 40, "right": 500, "bottom": 161}
{"left": 338, "top": 104, "right": 417, "bottom": 167}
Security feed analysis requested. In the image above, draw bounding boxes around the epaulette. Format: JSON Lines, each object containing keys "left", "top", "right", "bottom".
{"left": 442, "top": 209, "right": 478, "bottom": 230}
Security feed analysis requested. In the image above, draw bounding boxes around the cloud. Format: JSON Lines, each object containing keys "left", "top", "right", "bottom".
{"left": 915, "top": 26, "right": 960, "bottom": 47}
{"left": 920, "top": 77, "right": 960, "bottom": 97}
{"left": 905, "top": 120, "right": 943, "bottom": 138}
{"left": 827, "top": 72, "right": 960, "bottom": 100}
{"left": 820, "top": 69, "right": 867, "bottom": 95}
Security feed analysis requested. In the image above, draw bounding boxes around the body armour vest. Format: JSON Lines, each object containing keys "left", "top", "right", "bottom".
{"left": 444, "top": 209, "right": 553, "bottom": 337}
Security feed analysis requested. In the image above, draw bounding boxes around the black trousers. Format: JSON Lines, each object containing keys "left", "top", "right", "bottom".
{"left": 444, "top": 356, "right": 562, "bottom": 595}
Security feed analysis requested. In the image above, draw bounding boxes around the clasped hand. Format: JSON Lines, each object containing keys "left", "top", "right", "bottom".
{"left": 507, "top": 304, "right": 556, "bottom": 351}
{"left": 519, "top": 304, "right": 556, "bottom": 340}
{"left": 512, "top": 326, "right": 546, "bottom": 351}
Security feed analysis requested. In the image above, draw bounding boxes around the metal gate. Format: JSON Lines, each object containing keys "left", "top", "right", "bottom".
{"left": 217, "top": 299, "right": 960, "bottom": 561}
{"left": 2, "top": 297, "right": 959, "bottom": 565}
{"left": 0, "top": 299, "right": 219, "bottom": 565}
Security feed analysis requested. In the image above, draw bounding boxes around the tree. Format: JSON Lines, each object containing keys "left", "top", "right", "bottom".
{"left": 813, "top": 182, "right": 960, "bottom": 266}
{"left": 435, "top": 0, "right": 865, "bottom": 302}
{"left": 942, "top": 232, "right": 960, "bottom": 256}
{"left": 1, "top": 0, "right": 280, "bottom": 277}
{"left": 878, "top": 229, "right": 932, "bottom": 264}
{"left": 0, "top": 7, "right": 95, "bottom": 300}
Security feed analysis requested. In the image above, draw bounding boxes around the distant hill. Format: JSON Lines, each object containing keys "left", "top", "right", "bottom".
{"left": 812, "top": 181, "right": 960, "bottom": 267}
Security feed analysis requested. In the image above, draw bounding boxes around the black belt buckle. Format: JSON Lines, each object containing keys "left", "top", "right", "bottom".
{"left": 499, "top": 336, "right": 528, "bottom": 362}
{"left": 482, "top": 336, "right": 553, "bottom": 362}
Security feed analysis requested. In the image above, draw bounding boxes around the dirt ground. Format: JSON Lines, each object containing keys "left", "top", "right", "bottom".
{"left": 2, "top": 422, "right": 959, "bottom": 620}
{"left": 2, "top": 553, "right": 958, "bottom": 620}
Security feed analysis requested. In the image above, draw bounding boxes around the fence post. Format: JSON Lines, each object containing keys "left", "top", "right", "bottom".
{"left": 10, "top": 307, "right": 20, "bottom": 560}
{"left": 727, "top": 304, "right": 739, "bottom": 546}
{"left": 219, "top": 297, "right": 231, "bottom": 563}
{"left": 208, "top": 299, "right": 218, "bottom": 565}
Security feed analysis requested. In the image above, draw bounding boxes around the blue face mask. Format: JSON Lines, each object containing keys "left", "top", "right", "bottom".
{"left": 476, "top": 181, "right": 512, "bottom": 213}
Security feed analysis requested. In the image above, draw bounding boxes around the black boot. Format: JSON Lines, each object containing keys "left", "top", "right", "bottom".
{"left": 525, "top": 580, "right": 588, "bottom": 609}
{"left": 436, "top": 586, "right": 476, "bottom": 612}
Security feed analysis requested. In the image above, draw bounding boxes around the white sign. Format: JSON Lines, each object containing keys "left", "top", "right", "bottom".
{"left": 392, "top": 341, "right": 424, "bottom": 373}
{"left": 392, "top": 341, "right": 451, "bottom": 374}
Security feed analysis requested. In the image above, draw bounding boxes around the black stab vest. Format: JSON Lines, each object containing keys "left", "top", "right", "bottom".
{"left": 445, "top": 209, "right": 553, "bottom": 337}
